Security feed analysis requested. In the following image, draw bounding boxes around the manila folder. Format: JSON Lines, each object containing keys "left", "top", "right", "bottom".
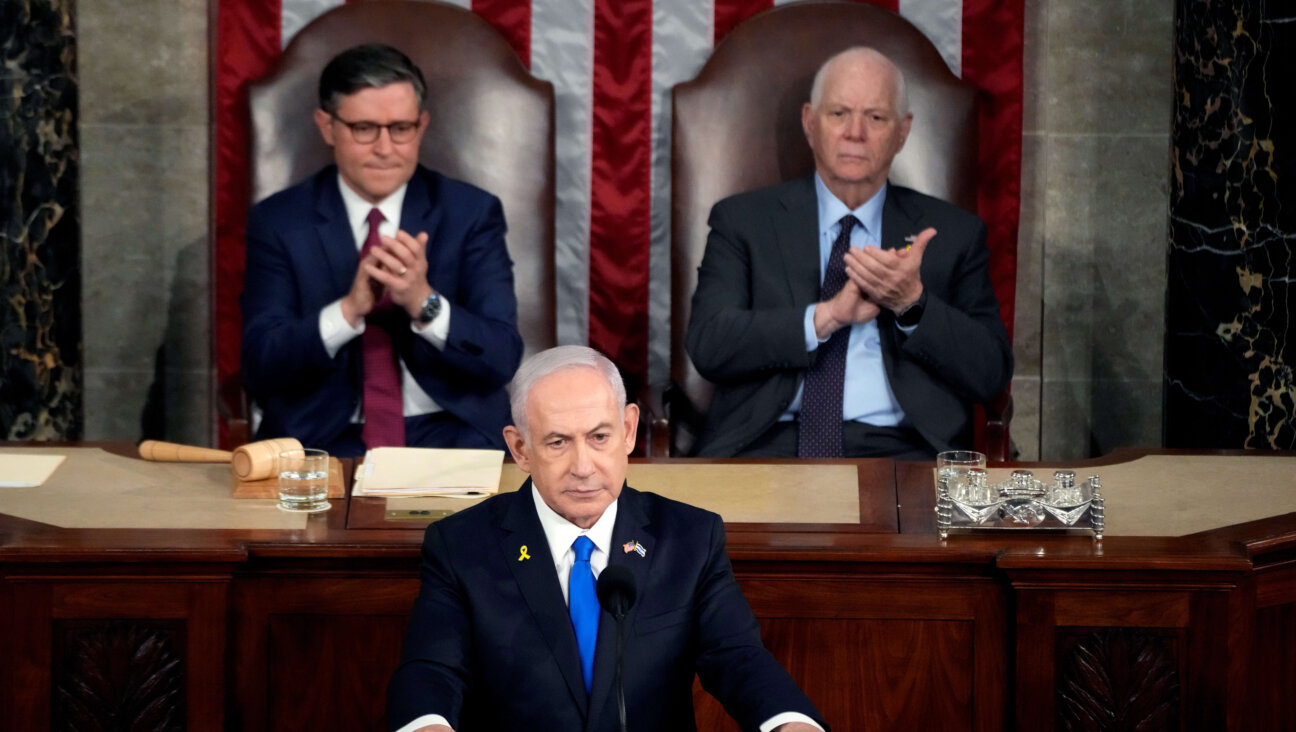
{"left": 357, "top": 447, "right": 504, "bottom": 497}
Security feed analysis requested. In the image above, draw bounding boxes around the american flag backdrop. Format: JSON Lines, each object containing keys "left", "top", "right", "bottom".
{"left": 214, "top": 0, "right": 1022, "bottom": 443}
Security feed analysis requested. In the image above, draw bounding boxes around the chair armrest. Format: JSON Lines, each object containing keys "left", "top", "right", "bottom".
{"left": 636, "top": 382, "right": 671, "bottom": 458}
{"left": 980, "top": 389, "right": 1014, "bottom": 463}
{"left": 217, "top": 373, "right": 251, "bottom": 449}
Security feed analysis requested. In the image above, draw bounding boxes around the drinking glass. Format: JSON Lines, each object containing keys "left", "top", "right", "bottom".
{"left": 277, "top": 448, "right": 330, "bottom": 512}
{"left": 936, "top": 450, "right": 987, "bottom": 486}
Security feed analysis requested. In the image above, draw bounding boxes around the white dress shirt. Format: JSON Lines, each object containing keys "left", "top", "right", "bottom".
{"left": 317, "top": 175, "right": 453, "bottom": 419}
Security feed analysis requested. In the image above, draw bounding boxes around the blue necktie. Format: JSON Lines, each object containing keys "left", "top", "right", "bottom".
{"left": 799, "top": 214, "right": 859, "bottom": 458}
{"left": 569, "top": 535, "right": 599, "bottom": 693}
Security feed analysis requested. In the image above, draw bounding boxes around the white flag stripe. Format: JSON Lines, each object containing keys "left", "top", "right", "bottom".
{"left": 531, "top": 0, "right": 596, "bottom": 346}
{"left": 898, "top": 0, "right": 964, "bottom": 77}
{"left": 648, "top": 0, "right": 716, "bottom": 384}
{"left": 281, "top": 0, "right": 344, "bottom": 49}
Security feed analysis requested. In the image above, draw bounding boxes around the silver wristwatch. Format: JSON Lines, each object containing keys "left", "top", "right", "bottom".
{"left": 417, "top": 291, "right": 442, "bottom": 324}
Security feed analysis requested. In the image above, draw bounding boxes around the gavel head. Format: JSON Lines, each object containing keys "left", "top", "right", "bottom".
{"left": 231, "top": 437, "right": 305, "bottom": 481}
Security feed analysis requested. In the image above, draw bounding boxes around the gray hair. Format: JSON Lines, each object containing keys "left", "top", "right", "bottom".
{"left": 809, "top": 47, "right": 909, "bottom": 118}
{"left": 508, "top": 346, "right": 627, "bottom": 438}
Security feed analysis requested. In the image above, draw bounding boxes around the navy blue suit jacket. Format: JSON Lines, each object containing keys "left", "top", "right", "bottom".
{"left": 387, "top": 484, "right": 825, "bottom": 732}
{"left": 241, "top": 165, "right": 522, "bottom": 452}
{"left": 686, "top": 177, "right": 1013, "bottom": 456}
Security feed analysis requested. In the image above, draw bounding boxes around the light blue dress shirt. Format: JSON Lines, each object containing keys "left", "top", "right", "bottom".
{"left": 779, "top": 175, "right": 908, "bottom": 427}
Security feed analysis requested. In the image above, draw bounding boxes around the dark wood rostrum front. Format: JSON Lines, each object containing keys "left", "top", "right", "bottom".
{"left": 0, "top": 447, "right": 1292, "bottom": 731}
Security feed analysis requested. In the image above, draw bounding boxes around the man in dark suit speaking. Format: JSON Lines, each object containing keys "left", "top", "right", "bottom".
{"left": 241, "top": 44, "right": 522, "bottom": 457}
{"left": 686, "top": 47, "right": 1012, "bottom": 459}
{"left": 387, "top": 346, "right": 826, "bottom": 732}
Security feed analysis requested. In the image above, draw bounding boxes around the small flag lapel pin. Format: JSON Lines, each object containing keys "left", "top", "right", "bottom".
{"left": 622, "top": 540, "right": 646, "bottom": 557}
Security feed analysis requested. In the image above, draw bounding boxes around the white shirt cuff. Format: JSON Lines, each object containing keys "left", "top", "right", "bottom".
{"left": 410, "top": 298, "right": 451, "bottom": 350}
{"left": 760, "top": 711, "right": 824, "bottom": 731}
{"left": 319, "top": 299, "right": 363, "bottom": 358}
{"left": 803, "top": 304, "right": 823, "bottom": 351}
{"left": 392, "top": 713, "right": 452, "bottom": 732}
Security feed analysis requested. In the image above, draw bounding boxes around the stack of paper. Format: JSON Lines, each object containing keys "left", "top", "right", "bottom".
{"left": 353, "top": 447, "right": 505, "bottom": 497}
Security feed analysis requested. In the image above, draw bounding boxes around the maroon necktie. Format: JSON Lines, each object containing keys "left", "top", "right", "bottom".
{"left": 360, "top": 208, "right": 405, "bottom": 449}
{"left": 797, "top": 214, "right": 858, "bottom": 458}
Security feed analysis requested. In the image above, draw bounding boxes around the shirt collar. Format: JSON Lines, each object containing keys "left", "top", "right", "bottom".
{"left": 530, "top": 480, "right": 619, "bottom": 564}
{"left": 814, "top": 173, "right": 886, "bottom": 243}
{"left": 336, "top": 173, "right": 408, "bottom": 248}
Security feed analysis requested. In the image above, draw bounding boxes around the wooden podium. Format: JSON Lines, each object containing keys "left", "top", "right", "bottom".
{"left": 0, "top": 446, "right": 1293, "bottom": 731}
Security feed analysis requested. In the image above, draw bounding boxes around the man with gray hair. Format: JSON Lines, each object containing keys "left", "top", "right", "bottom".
{"left": 687, "top": 46, "right": 1012, "bottom": 459}
{"left": 242, "top": 43, "right": 521, "bottom": 457}
{"left": 388, "top": 345, "right": 827, "bottom": 732}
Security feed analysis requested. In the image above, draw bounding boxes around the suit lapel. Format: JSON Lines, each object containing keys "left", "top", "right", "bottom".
{"left": 588, "top": 487, "right": 656, "bottom": 728}
{"left": 313, "top": 169, "right": 360, "bottom": 296}
{"left": 400, "top": 167, "right": 444, "bottom": 281}
{"left": 880, "top": 183, "right": 922, "bottom": 251}
{"left": 775, "top": 176, "right": 822, "bottom": 305}
{"left": 498, "top": 481, "right": 591, "bottom": 715}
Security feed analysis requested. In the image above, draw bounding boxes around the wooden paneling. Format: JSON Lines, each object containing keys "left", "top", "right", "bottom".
{"left": 267, "top": 615, "right": 408, "bottom": 730}
{"left": 2, "top": 577, "right": 227, "bottom": 732}
{"left": 1251, "top": 602, "right": 1296, "bottom": 731}
{"left": 697, "top": 616, "right": 977, "bottom": 730}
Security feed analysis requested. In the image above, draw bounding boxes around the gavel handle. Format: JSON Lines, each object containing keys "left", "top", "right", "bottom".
{"left": 138, "top": 440, "right": 234, "bottom": 463}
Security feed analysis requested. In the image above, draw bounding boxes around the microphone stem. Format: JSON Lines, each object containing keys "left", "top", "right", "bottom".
{"left": 615, "top": 609, "right": 628, "bottom": 732}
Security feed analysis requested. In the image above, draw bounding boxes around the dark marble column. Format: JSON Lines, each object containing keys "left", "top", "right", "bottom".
{"left": 0, "top": 0, "right": 81, "bottom": 439}
{"left": 1166, "top": 0, "right": 1295, "bottom": 449}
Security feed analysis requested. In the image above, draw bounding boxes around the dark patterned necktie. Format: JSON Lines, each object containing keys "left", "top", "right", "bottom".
{"left": 797, "top": 214, "right": 859, "bottom": 458}
{"left": 360, "top": 208, "right": 405, "bottom": 449}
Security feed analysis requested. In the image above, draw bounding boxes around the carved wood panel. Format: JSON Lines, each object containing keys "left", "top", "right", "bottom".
{"left": 1055, "top": 627, "right": 1182, "bottom": 732}
{"left": 51, "top": 620, "right": 186, "bottom": 732}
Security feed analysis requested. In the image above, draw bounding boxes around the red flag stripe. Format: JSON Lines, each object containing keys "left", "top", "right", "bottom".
{"left": 588, "top": 0, "right": 654, "bottom": 388}
{"left": 213, "top": 1, "right": 283, "bottom": 444}
{"left": 961, "top": 0, "right": 1022, "bottom": 339}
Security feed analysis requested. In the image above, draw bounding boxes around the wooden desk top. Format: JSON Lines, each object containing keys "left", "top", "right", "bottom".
{"left": 0, "top": 445, "right": 1292, "bottom": 570}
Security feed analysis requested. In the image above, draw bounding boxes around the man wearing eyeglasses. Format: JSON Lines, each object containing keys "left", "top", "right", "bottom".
{"left": 241, "top": 44, "right": 522, "bottom": 456}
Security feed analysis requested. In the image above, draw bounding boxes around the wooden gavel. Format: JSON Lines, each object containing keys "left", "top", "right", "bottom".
{"left": 138, "top": 438, "right": 304, "bottom": 481}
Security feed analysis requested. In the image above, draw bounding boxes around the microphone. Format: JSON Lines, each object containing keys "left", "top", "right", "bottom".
{"left": 597, "top": 563, "right": 637, "bottom": 619}
{"left": 596, "top": 564, "right": 637, "bottom": 732}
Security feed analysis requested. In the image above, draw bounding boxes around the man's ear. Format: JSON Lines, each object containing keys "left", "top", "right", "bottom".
{"left": 801, "top": 102, "right": 815, "bottom": 142}
{"left": 314, "top": 109, "right": 336, "bottom": 146}
{"left": 503, "top": 426, "right": 531, "bottom": 473}
{"left": 621, "top": 403, "right": 640, "bottom": 456}
{"left": 897, "top": 113, "right": 914, "bottom": 150}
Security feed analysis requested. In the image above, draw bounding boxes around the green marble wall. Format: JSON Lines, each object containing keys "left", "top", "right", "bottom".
{"left": 1166, "top": 0, "right": 1296, "bottom": 449}
{"left": 0, "top": 0, "right": 82, "bottom": 440}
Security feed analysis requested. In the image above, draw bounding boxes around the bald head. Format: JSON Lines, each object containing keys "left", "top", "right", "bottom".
{"left": 809, "top": 47, "right": 909, "bottom": 118}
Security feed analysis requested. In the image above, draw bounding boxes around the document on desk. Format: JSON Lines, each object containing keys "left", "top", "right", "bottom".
{"left": 0, "top": 454, "right": 67, "bottom": 487}
{"left": 354, "top": 447, "right": 504, "bottom": 497}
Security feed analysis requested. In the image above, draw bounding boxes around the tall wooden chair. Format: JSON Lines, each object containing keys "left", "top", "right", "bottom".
{"left": 653, "top": 0, "right": 1011, "bottom": 460}
{"left": 221, "top": 0, "right": 556, "bottom": 446}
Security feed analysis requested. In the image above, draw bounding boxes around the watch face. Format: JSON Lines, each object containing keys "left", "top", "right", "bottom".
{"left": 420, "top": 293, "right": 441, "bottom": 323}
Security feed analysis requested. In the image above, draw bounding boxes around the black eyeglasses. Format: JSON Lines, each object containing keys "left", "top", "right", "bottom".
{"left": 330, "top": 114, "right": 421, "bottom": 144}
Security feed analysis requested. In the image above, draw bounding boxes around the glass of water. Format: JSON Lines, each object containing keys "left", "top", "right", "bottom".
{"left": 277, "top": 448, "right": 330, "bottom": 512}
{"left": 936, "top": 450, "right": 987, "bottom": 481}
